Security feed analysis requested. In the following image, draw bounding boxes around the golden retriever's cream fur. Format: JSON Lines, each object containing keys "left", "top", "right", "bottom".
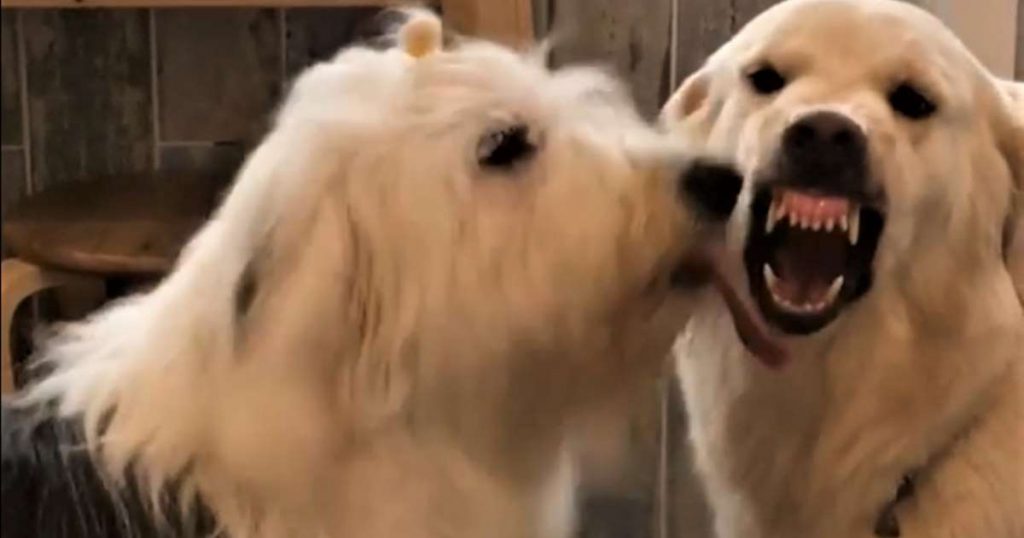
{"left": 664, "top": 1, "right": 1023, "bottom": 537}
{"left": 14, "top": 12, "right": 727, "bottom": 538}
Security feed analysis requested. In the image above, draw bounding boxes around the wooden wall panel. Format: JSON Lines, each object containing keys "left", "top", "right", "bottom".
{"left": 284, "top": 7, "right": 382, "bottom": 77}
{"left": 1, "top": 12, "right": 20, "bottom": 145}
{"left": 157, "top": 8, "right": 280, "bottom": 143}
{"left": 673, "top": 0, "right": 731, "bottom": 86}
{"left": 443, "top": 0, "right": 533, "bottom": 45}
{"left": 1017, "top": 0, "right": 1022, "bottom": 79}
{"left": 22, "top": 9, "right": 152, "bottom": 188}
{"left": 732, "top": 0, "right": 779, "bottom": 31}
{"left": 547, "top": 0, "right": 673, "bottom": 118}
{"left": 674, "top": 0, "right": 781, "bottom": 85}
{"left": 1, "top": 148, "right": 26, "bottom": 257}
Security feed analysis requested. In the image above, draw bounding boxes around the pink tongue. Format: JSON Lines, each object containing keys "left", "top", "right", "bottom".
{"left": 690, "top": 248, "right": 786, "bottom": 368}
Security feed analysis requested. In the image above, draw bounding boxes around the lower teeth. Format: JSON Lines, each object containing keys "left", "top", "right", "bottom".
{"left": 763, "top": 264, "right": 844, "bottom": 314}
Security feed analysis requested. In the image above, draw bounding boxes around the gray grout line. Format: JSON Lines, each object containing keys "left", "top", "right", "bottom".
{"left": 16, "top": 10, "right": 33, "bottom": 194}
{"left": 149, "top": 8, "right": 162, "bottom": 171}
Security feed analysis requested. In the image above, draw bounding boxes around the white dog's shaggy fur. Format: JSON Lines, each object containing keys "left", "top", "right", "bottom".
{"left": 5, "top": 11, "right": 745, "bottom": 538}
{"left": 663, "top": 1, "right": 1024, "bottom": 537}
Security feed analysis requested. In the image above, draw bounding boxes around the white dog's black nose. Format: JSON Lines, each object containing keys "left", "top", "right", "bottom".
{"left": 680, "top": 161, "right": 743, "bottom": 221}
{"left": 782, "top": 111, "right": 868, "bottom": 192}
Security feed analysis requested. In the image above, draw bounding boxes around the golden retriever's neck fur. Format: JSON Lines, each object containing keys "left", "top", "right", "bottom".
{"left": 677, "top": 282, "right": 1023, "bottom": 537}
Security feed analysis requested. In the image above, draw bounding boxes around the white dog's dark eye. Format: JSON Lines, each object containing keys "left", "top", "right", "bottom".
{"left": 477, "top": 125, "right": 536, "bottom": 169}
{"left": 888, "top": 83, "right": 937, "bottom": 120}
{"left": 747, "top": 65, "right": 787, "bottom": 95}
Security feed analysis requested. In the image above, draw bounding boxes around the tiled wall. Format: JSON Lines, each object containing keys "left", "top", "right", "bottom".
{"left": 0, "top": 6, "right": 385, "bottom": 240}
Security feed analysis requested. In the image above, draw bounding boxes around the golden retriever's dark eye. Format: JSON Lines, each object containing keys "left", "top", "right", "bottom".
{"left": 888, "top": 83, "right": 937, "bottom": 120}
{"left": 477, "top": 125, "right": 536, "bottom": 170}
{"left": 747, "top": 65, "right": 787, "bottom": 95}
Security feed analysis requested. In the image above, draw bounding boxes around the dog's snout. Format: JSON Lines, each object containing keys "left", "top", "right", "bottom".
{"left": 679, "top": 160, "right": 743, "bottom": 221}
{"left": 784, "top": 111, "right": 866, "bottom": 160}
{"left": 781, "top": 111, "right": 867, "bottom": 190}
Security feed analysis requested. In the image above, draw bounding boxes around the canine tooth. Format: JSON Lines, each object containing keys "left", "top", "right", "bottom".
{"left": 763, "top": 263, "right": 780, "bottom": 289}
{"left": 825, "top": 275, "right": 844, "bottom": 304}
{"left": 848, "top": 210, "right": 861, "bottom": 245}
{"left": 767, "top": 200, "right": 781, "bottom": 233}
{"left": 839, "top": 214, "right": 849, "bottom": 232}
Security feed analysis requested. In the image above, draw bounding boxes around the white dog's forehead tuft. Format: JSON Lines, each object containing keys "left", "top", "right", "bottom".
{"left": 275, "top": 32, "right": 660, "bottom": 159}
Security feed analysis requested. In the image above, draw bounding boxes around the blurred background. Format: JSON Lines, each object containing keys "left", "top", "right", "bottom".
{"left": 0, "top": 0, "right": 1019, "bottom": 536}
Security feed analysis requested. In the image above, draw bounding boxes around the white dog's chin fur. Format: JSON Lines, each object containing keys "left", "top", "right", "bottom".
{"left": 11, "top": 10, "right": 741, "bottom": 538}
{"left": 665, "top": 0, "right": 1024, "bottom": 537}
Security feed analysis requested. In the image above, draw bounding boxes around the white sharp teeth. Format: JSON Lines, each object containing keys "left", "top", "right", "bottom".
{"left": 789, "top": 212, "right": 799, "bottom": 227}
{"left": 812, "top": 219, "right": 822, "bottom": 231}
{"left": 825, "top": 218, "right": 835, "bottom": 232}
{"left": 767, "top": 200, "right": 781, "bottom": 234}
{"left": 839, "top": 214, "right": 849, "bottom": 232}
{"left": 800, "top": 216, "right": 810, "bottom": 230}
{"left": 848, "top": 209, "right": 861, "bottom": 245}
{"left": 763, "top": 263, "right": 780, "bottom": 290}
{"left": 825, "top": 275, "right": 844, "bottom": 305}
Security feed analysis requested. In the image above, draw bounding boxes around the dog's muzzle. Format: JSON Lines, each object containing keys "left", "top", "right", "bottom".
{"left": 744, "top": 110, "right": 887, "bottom": 335}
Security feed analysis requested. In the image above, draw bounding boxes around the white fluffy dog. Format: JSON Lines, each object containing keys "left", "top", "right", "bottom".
{"left": 1, "top": 11, "right": 767, "bottom": 538}
{"left": 663, "top": 1, "right": 1023, "bottom": 537}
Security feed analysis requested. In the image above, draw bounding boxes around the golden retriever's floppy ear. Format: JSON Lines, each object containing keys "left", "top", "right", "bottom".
{"left": 660, "top": 68, "right": 716, "bottom": 142}
{"left": 997, "top": 79, "right": 1024, "bottom": 302}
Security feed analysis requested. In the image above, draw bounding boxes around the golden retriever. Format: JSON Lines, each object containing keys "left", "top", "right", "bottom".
{"left": 663, "top": 1, "right": 1023, "bottom": 536}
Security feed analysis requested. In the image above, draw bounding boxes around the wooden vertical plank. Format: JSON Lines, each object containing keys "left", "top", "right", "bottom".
{"left": 1017, "top": 0, "right": 1022, "bottom": 79}
{"left": 673, "top": 0, "right": 733, "bottom": 84}
{"left": 531, "top": 0, "right": 550, "bottom": 40}
{"left": 284, "top": 7, "right": 383, "bottom": 77}
{"left": 442, "top": 0, "right": 534, "bottom": 45}
{"left": 157, "top": 9, "right": 280, "bottom": 143}
{"left": 23, "top": 9, "right": 152, "bottom": 188}
{"left": 1, "top": 148, "right": 25, "bottom": 258}
{"left": 732, "top": 0, "right": 779, "bottom": 31}
{"left": 1, "top": 10, "right": 21, "bottom": 146}
{"left": 550, "top": 0, "right": 673, "bottom": 118}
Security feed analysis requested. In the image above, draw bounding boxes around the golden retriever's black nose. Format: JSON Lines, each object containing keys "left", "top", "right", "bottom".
{"left": 680, "top": 160, "right": 743, "bottom": 221}
{"left": 782, "top": 111, "right": 868, "bottom": 192}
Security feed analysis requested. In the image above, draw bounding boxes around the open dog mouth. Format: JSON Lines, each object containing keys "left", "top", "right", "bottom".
{"left": 745, "top": 186, "right": 885, "bottom": 335}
